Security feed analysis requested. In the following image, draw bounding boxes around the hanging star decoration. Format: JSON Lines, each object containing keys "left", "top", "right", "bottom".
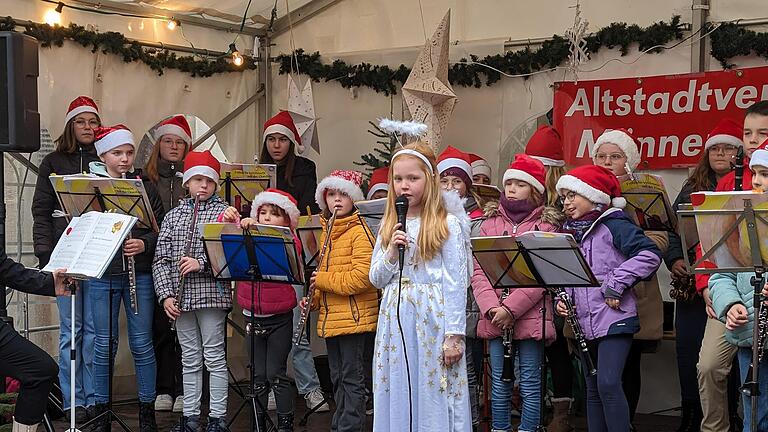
{"left": 286, "top": 74, "right": 320, "bottom": 154}
{"left": 401, "top": 10, "right": 457, "bottom": 152}
{"left": 564, "top": 0, "right": 590, "bottom": 81}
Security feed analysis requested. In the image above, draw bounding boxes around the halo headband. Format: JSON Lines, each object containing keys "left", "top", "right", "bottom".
{"left": 392, "top": 149, "right": 434, "bottom": 175}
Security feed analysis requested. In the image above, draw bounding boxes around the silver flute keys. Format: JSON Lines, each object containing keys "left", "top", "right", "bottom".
{"left": 293, "top": 207, "right": 338, "bottom": 347}
{"left": 127, "top": 241, "right": 138, "bottom": 315}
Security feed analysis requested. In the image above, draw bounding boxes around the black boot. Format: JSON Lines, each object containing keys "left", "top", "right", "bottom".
{"left": 86, "top": 403, "right": 110, "bottom": 432}
{"left": 171, "top": 415, "right": 203, "bottom": 432}
{"left": 256, "top": 412, "right": 268, "bottom": 432}
{"left": 277, "top": 413, "right": 294, "bottom": 432}
{"left": 139, "top": 402, "right": 157, "bottom": 432}
{"left": 205, "top": 417, "right": 230, "bottom": 432}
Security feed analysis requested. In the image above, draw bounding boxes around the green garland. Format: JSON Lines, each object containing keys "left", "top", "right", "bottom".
{"left": 276, "top": 16, "right": 684, "bottom": 95}
{"left": 709, "top": 21, "right": 768, "bottom": 68}
{"left": 0, "top": 17, "right": 256, "bottom": 77}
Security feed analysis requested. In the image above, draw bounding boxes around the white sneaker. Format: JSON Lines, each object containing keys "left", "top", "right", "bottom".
{"left": 268, "top": 391, "right": 277, "bottom": 411}
{"left": 155, "top": 394, "right": 173, "bottom": 411}
{"left": 305, "top": 388, "right": 329, "bottom": 412}
{"left": 172, "top": 395, "right": 183, "bottom": 413}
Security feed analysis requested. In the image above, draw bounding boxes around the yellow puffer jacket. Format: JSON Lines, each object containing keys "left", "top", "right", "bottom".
{"left": 313, "top": 211, "right": 378, "bottom": 338}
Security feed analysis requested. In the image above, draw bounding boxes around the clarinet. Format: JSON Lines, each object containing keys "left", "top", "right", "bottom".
{"left": 741, "top": 302, "right": 768, "bottom": 397}
{"left": 500, "top": 287, "right": 514, "bottom": 383}
{"left": 734, "top": 146, "right": 745, "bottom": 191}
{"left": 171, "top": 194, "right": 201, "bottom": 331}
{"left": 293, "top": 207, "right": 338, "bottom": 346}
{"left": 552, "top": 287, "right": 597, "bottom": 375}
{"left": 121, "top": 174, "right": 139, "bottom": 315}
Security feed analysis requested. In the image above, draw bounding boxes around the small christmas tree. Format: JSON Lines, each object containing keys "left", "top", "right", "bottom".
{"left": 354, "top": 120, "right": 398, "bottom": 192}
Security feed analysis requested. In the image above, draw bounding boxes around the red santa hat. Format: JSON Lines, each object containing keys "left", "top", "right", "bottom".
{"left": 705, "top": 118, "right": 743, "bottom": 150}
{"left": 556, "top": 165, "right": 626, "bottom": 208}
{"left": 468, "top": 153, "right": 492, "bottom": 179}
{"left": 153, "top": 115, "right": 192, "bottom": 145}
{"left": 525, "top": 125, "right": 565, "bottom": 167}
{"left": 251, "top": 188, "right": 300, "bottom": 229}
{"left": 502, "top": 154, "right": 546, "bottom": 193}
{"left": 93, "top": 124, "right": 135, "bottom": 156}
{"left": 749, "top": 139, "right": 768, "bottom": 169}
{"left": 437, "top": 146, "right": 473, "bottom": 187}
{"left": 263, "top": 111, "right": 303, "bottom": 153}
{"left": 315, "top": 169, "right": 364, "bottom": 211}
{"left": 592, "top": 128, "right": 642, "bottom": 171}
{"left": 366, "top": 166, "right": 389, "bottom": 200}
{"left": 64, "top": 96, "right": 100, "bottom": 125}
{"left": 182, "top": 150, "right": 221, "bottom": 186}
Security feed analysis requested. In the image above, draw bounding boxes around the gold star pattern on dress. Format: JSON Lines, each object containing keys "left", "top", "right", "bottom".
{"left": 437, "top": 311, "right": 444, "bottom": 318}
{"left": 401, "top": 10, "right": 457, "bottom": 151}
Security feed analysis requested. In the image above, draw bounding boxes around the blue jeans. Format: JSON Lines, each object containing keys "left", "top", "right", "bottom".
{"left": 87, "top": 273, "right": 156, "bottom": 403}
{"left": 584, "top": 334, "right": 632, "bottom": 432}
{"left": 57, "top": 283, "right": 95, "bottom": 409}
{"left": 488, "top": 338, "right": 542, "bottom": 431}
{"left": 738, "top": 347, "right": 768, "bottom": 432}
{"left": 290, "top": 284, "right": 321, "bottom": 395}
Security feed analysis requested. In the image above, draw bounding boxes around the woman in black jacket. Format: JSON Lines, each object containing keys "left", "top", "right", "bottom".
{"left": 31, "top": 96, "right": 101, "bottom": 422}
{"left": 259, "top": 111, "right": 320, "bottom": 215}
{"left": 143, "top": 115, "right": 190, "bottom": 413}
{"left": 665, "top": 132, "right": 738, "bottom": 432}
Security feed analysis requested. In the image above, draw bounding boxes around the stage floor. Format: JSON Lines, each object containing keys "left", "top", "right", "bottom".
{"left": 51, "top": 388, "right": 684, "bottom": 431}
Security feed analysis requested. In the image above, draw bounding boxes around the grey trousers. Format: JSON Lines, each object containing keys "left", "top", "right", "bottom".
{"left": 327, "top": 332, "right": 370, "bottom": 432}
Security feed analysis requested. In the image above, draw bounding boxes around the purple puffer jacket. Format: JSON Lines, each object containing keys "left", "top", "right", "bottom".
{"left": 563, "top": 208, "right": 661, "bottom": 340}
{"left": 472, "top": 205, "right": 559, "bottom": 342}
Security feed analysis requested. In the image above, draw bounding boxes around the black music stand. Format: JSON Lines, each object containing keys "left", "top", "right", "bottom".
{"left": 202, "top": 225, "right": 303, "bottom": 432}
{"left": 219, "top": 164, "right": 276, "bottom": 218}
{"left": 679, "top": 197, "right": 768, "bottom": 432}
{"left": 471, "top": 233, "right": 598, "bottom": 431}
{"left": 57, "top": 180, "right": 157, "bottom": 432}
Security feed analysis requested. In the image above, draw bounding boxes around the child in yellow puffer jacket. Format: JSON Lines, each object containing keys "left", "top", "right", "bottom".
{"left": 308, "top": 169, "right": 377, "bottom": 432}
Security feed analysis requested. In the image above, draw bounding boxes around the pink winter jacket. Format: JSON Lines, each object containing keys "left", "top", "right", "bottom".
{"left": 235, "top": 235, "right": 302, "bottom": 315}
{"left": 471, "top": 204, "right": 561, "bottom": 343}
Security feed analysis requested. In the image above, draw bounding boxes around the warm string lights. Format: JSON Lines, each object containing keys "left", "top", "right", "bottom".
{"left": 38, "top": 0, "right": 248, "bottom": 67}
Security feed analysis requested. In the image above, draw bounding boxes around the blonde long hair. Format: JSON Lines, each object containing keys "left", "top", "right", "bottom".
{"left": 379, "top": 141, "right": 449, "bottom": 262}
{"left": 544, "top": 165, "right": 567, "bottom": 207}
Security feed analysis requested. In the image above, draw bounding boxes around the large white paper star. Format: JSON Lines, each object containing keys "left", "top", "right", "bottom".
{"left": 402, "top": 10, "right": 457, "bottom": 151}
{"left": 287, "top": 74, "right": 320, "bottom": 154}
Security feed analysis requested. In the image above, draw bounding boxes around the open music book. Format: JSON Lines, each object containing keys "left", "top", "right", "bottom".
{"left": 43, "top": 211, "right": 137, "bottom": 279}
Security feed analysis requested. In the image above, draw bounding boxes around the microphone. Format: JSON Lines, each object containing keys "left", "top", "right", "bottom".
{"left": 395, "top": 195, "right": 409, "bottom": 270}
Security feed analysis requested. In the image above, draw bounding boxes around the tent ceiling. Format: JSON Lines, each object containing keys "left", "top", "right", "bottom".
{"left": 71, "top": 0, "right": 313, "bottom": 31}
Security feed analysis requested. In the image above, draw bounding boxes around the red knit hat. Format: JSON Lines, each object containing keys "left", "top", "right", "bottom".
{"left": 251, "top": 188, "right": 300, "bottom": 229}
{"left": 502, "top": 154, "right": 546, "bottom": 193}
{"left": 437, "top": 146, "right": 473, "bottom": 187}
{"left": 367, "top": 166, "right": 389, "bottom": 200}
{"left": 468, "top": 153, "right": 492, "bottom": 179}
{"left": 525, "top": 125, "right": 565, "bottom": 167}
{"left": 315, "top": 169, "right": 365, "bottom": 211}
{"left": 183, "top": 150, "right": 221, "bottom": 186}
{"left": 592, "top": 128, "right": 642, "bottom": 171}
{"left": 93, "top": 124, "right": 135, "bottom": 156}
{"left": 153, "top": 115, "right": 192, "bottom": 144}
{"left": 263, "top": 111, "right": 302, "bottom": 153}
{"left": 705, "top": 118, "right": 743, "bottom": 150}
{"left": 556, "top": 165, "right": 626, "bottom": 208}
{"left": 65, "top": 96, "right": 99, "bottom": 125}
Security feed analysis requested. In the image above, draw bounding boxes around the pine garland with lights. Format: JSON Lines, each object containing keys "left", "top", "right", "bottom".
{"left": 0, "top": 17, "right": 256, "bottom": 77}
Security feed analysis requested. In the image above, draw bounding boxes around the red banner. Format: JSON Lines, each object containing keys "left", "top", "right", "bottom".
{"left": 553, "top": 66, "right": 768, "bottom": 169}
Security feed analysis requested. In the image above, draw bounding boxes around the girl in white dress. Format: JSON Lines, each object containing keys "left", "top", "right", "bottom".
{"left": 369, "top": 141, "right": 472, "bottom": 432}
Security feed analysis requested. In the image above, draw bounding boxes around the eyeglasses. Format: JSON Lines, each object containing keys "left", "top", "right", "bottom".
{"left": 561, "top": 191, "right": 578, "bottom": 203}
{"left": 594, "top": 153, "right": 626, "bottom": 162}
{"left": 73, "top": 118, "right": 100, "bottom": 128}
{"left": 709, "top": 144, "right": 740, "bottom": 155}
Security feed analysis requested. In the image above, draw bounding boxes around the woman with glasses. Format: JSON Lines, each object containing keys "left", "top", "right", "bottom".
{"left": 590, "top": 129, "right": 667, "bottom": 431}
{"left": 666, "top": 119, "right": 743, "bottom": 432}
{"left": 31, "top": 96, "right": 102, "bottom": 423}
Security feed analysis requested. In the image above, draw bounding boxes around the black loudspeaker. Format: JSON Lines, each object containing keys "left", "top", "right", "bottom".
{"left": 0, "top": 31, "right": 39, "bottom": 153}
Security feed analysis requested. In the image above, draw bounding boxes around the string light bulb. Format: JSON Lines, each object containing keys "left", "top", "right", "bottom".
{"left": 166, "top": 18, "right": 179, "bottom": 31}
{"left": 229, "top": 43, "right": 244, "bottom": 67}
{"left": 44, "top": 8, "right": 63, "bottom": 26}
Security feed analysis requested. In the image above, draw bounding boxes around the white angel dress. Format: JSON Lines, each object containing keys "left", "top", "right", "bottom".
{"left": 369, "top": 192, "right": 472, "bottom": 432}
